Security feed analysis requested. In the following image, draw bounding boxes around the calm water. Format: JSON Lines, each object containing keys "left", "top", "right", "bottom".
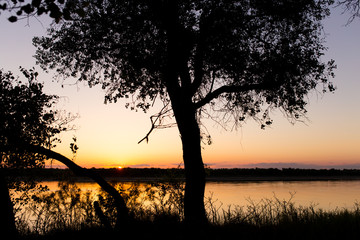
{"left": 42, "top": 180, "right": 360, "bottom": 211}
{"left": 205, "top": 181, "right": 360, "bottom": 210}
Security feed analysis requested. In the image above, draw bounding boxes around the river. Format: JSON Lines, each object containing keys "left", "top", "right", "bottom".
{"left": 41, "top": 180, "right": 360, "bottom": 211}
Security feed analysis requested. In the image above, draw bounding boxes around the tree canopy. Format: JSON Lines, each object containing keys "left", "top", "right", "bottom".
{"left": 0, "top": 67, "right": 66, "bottom": 169}
{"left": 0, "top": 68, "right": 129, "bottom": 232}
{"left": 34, "top": 0, "right": 336, "bottom": 129}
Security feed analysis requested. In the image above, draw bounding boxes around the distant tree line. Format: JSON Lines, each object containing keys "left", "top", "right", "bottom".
{"left": 206, "top": 168, "right": 360, "bottom": 178}
{"left": 5, "top": 167, "right": 360, "bottom": 181}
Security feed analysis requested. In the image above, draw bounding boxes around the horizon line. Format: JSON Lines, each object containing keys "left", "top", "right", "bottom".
{"left": 45, "top": 162, "right": 360, "bottom": 170}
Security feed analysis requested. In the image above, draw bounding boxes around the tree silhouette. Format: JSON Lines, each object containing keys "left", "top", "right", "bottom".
{"left": 33, "top": 0, "right": 336, "bottom": 224}
{"left": 0, "top": 68, "right": 129, "bottom": 235}
{"left": 0, "top": 68, "right": 63, "bottom": 236}
{"left": 0, "top": 67, "right": 64, "bottom": 171}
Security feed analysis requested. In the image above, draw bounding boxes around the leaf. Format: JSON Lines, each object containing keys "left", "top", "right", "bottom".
{"left": 76, "top": 8, "right": 86, "bottom": 18}
{"left": 63, "top": 9, "right": 72, "bottom": 20}
{"left": 31, "top": 0, "right": 41, "bottom": 8}
{"left": 49, "top": 3, "right": 61, "bottom": 20}
{"left": 22, "top": 4, "right": 34, "bottom": 14}
{"left": 8, "top": 16, "right": 18, "bottom": 22}
{"left": 37, "top": 6, "right": 46, "bottom": 16}
{"left": 0, "top": 4, "right": 7, "bottom": 10}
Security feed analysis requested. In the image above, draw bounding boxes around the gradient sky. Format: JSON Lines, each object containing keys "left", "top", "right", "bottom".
{"left": 1, "top": 6, "right": 359, "bottom": 169}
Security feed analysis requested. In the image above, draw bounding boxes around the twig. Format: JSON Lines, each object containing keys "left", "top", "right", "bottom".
{"left": 138, "top": 102, "right": 175, "bottom": 144}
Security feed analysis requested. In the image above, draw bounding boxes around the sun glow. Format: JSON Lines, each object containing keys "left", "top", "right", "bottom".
{"left": 117, "top": 166, "right": 123, "bottom": 170}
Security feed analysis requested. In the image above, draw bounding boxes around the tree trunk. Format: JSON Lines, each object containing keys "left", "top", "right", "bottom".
{"left": 181, "top": 119, "right": 207, "bottom": 225}
{"left": 0, "top": 170, "right": 17, "bottom": 238}
{"left": 172, "top": 100, "right": 207, "bottom": 225}
{"left": 161, "top": 0, "right": 207, "bottom": 225}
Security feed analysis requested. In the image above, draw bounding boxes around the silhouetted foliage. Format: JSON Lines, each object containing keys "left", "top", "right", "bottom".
{"left": 34, "top": 0, "right": 336, "bottom": 121}
{"left": 0, "top": 0, "right": 88, "bottom": 23}
{"left": 33, "top": 0, "right": 336, "bottom": 224}
{"left": 0, "top": 68, "right": 131, "bottom": 234}
{"left": 0, "top": 68, "right": 66, "bottom": 169}
{"left": 0, "top": 67, "right": 67, "bottom": 238}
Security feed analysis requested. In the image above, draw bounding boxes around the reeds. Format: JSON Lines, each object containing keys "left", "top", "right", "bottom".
{"left": 206, "top": 191, "right": 360, "bottom": 225}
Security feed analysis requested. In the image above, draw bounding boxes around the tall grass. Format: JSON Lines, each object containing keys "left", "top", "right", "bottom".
{"left": 15, "top": 182, "right": 98, "bottom": 235}
{"left": 14, "top": 181, "right": 185, "bottom": 234}
{"left": 206, "top": 191, "right": 360, "bottom": 226}
{"left": 13, "top": 181, "right": 360, "bottom": 239}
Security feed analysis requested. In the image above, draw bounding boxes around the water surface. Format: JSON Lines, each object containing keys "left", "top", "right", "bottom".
{"left": 42, "top": 180, "right": 360, "bottom": 211}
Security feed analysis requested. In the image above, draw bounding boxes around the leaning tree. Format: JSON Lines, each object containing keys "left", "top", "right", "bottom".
{"left": 0, "top": 67, "right": 66, "bottom": 236}
{"left": 0, "top": 68, "right": 129, "bottom": 236}
{"left": 33, "top": 0, "right": 336, "bottom": 224}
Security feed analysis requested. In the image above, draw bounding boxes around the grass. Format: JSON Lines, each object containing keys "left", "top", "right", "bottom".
{"left": 13, "top": 181, "right": 360, "bottom": 240}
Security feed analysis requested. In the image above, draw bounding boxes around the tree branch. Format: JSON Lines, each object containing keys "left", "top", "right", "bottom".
{"left": 138, "top": 102, "right": 175, "bottom": 144}
{"left": 193, "top": 83, "right": 269, "bottom": 109}
{"left": 190, "top": 16, "right": 207, "bottom": 95}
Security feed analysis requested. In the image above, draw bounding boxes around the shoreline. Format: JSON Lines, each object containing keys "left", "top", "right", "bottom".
{"left": 37, "top": 175, "right": 360, "bottom": 183}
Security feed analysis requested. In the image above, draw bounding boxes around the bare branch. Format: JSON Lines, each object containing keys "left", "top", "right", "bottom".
{"left": 138, "top": 101, "right": 176, "bottom": 144}
{"left": 138, "top": 120, "right": 155, "bottom": 144}
{"left": 337, "top": 0, "right": 360, "bottom": 24}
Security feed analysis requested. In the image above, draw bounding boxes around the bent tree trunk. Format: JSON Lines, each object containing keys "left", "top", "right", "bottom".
{"left": 2, "top": 145, "right": 129, "bottom": 228}
{"left": 28, "top": 145, "right": 130, "bottom": 228}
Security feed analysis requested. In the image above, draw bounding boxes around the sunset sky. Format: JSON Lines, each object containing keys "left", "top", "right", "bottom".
{"left": 1, "top": 5, "right": 359, "bottom": 169}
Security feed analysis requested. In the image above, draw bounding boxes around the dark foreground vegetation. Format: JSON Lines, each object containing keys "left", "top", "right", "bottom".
{"left": 22, "top": 215, "right": 360, "bottom": 240}
{"left": 11, "top": 180, "right": 360, "bottom": 240}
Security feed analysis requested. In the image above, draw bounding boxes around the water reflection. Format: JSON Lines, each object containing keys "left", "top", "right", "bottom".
{"left": 42, "top": 180, "right": 360, "bottom": 211}
{"left": 205, "top": 181, "right": 360, "bottom": 210}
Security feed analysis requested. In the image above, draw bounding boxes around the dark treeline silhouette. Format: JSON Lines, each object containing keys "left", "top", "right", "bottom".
{"left": 206, "top": 168, "right": 360, "bottom": 180}
{"left": 5, "top": 167, "right": 360, "bottom": 182}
